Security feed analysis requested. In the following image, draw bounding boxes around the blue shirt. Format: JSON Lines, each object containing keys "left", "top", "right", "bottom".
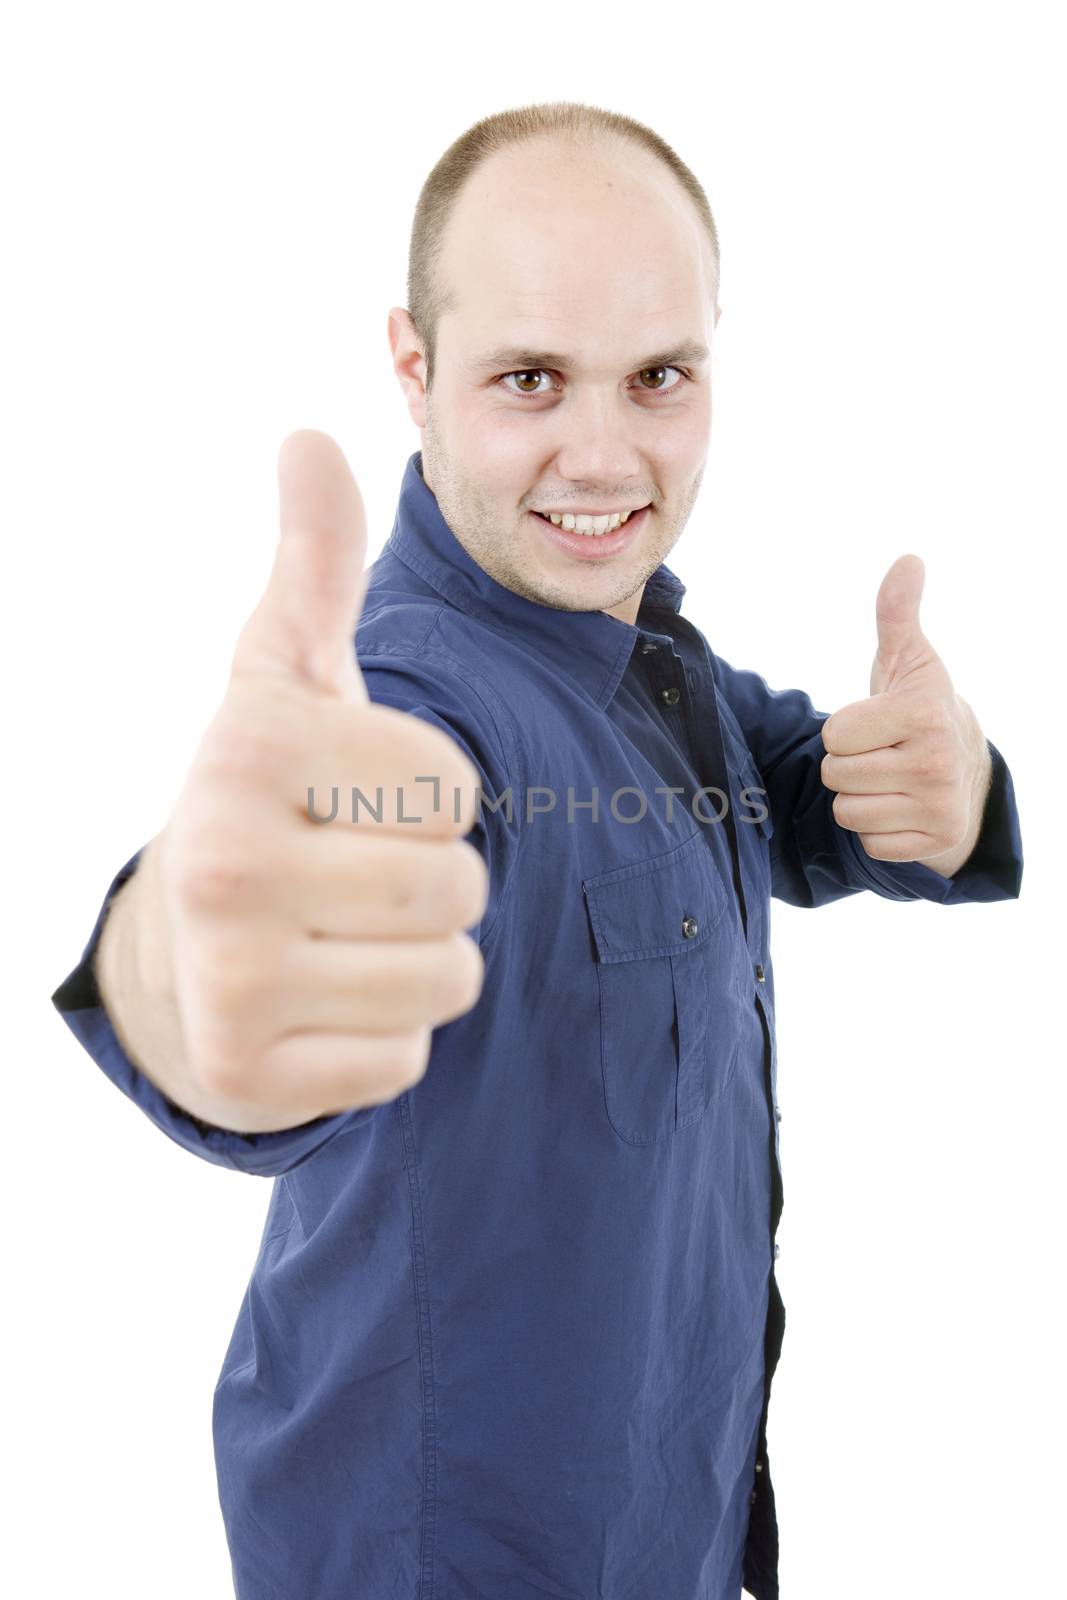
{"left": 52, "top": 451, "right": 1024, "bottom": 1599}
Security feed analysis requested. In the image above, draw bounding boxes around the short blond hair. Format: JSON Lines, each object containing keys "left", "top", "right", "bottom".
{"left": 406, "top": 99, "right": 721, "bottom": 391}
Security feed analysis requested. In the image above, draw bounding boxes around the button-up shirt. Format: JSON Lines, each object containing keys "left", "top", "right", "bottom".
{"left": 52, "top": 451, "right": 1024, "bottom": 1599}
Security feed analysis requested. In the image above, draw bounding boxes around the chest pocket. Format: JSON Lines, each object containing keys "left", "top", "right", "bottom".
{"left": 582, "top": 830, "right": 739, "bottom": 1147}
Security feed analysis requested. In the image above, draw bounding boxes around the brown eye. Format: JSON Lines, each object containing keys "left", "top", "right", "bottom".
{"left": 505, "top": 370, "right": 548, "bottom": 394}
{"left": 637, "top": 365, "right": 687, "bottom": 395}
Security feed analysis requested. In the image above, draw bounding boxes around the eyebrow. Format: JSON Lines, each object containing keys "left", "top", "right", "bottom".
{"left": 465, "top": 340, "right": 710, "bottom": 375}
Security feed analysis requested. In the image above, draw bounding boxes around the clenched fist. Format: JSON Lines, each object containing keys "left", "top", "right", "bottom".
{"left": 111, "top": 431, "right": 489, "bottom": 1134}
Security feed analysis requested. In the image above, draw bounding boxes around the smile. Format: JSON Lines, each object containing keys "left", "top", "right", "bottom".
{"left": 530, "top": 503, "right": 651, "bottom": 561}
{"left": 532, "top": 507, "right": 644, "bottom": 537}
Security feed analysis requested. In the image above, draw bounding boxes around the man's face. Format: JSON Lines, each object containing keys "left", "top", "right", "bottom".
{"left": 390, "top": 137, "right": 719, "bottom": 627}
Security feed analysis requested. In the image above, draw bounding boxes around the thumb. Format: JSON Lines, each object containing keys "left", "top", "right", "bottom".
{"left": 231, "top": 430, "right": 370, "bottom": 703}
{"left": 872, "top": 553, "right": 927, "bottom": 692}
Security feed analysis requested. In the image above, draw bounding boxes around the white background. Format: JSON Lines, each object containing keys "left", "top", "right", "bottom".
{"left": 5, "top": 2, "right": 1062, "bottom": 1595}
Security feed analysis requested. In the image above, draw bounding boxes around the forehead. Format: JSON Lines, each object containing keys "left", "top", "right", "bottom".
{"left": 436, "top": 140, "right": 715, "bottom": 365}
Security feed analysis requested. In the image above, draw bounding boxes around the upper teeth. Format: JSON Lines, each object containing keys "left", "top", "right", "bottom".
{"left": 542, "top": 509, "right": 637, "bottom": 535}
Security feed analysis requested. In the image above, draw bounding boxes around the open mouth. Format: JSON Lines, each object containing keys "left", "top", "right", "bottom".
{"left": 529, "top": 504, "right": 651, "bottom": 559}
{"left": 530, "top": 505, "right": 648, "bottom": 537}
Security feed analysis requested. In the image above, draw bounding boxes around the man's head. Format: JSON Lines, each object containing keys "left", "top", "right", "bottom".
{"left": 389, "top": 101, "right": 721, "bottom": 627}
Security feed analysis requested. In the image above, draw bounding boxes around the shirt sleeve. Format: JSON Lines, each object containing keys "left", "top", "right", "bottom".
{"left": 712, "top": 654, "right": 1023, "bottom": 910}
{"left": 49, "top": 650, "right": 520, "bottom": 1178}
{"left": 49, "top": 846, "right": 379, "bottom": 1176}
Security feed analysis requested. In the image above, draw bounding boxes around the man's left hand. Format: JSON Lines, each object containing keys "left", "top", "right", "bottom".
{"left": 819, "top": 554, "right": 993, "bottom": 875}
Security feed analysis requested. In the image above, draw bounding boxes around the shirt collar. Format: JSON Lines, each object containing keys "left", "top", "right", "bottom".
{"left": 383, "top": 451, "right": 689, "bottom": 710}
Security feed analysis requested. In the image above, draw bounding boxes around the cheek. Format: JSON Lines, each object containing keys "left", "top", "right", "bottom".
{"left": 467, "top": 410, "right": 548, "bottom": 485}
{"left": 664, "top": 396, "right": 712, "bottom": 458}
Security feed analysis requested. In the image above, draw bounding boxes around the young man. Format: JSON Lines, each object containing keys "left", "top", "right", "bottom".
{"left": 52, "top": 101, "right": 1023, "bottom": 1600}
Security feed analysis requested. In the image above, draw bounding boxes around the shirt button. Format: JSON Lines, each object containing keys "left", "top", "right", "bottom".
{"left": 640, "top": 640, "right": 659, "bottom": 654}
{"left": 660, "top": 686, "right": 680, "bottom": 706}
{"left": 773, "top": 1243, "right": 781, "bottom": 1260}
{"left": 750, "top": 1489, "right": 758, "bottom": 1506}
{"left": 774, "top": 1106, "right": 782, "bottom": 1123}
{"left": 755, "top": 963, "right": 765, "bottom": 982}
{"left": 681, "top": 916, "right": 699, "bottom": 938}
{"left": 755, "top": 1463, "right": 763, "bottom": 1474}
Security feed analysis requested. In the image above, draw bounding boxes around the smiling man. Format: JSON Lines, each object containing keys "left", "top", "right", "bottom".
{"left": 51, "top": 101, "right": 1023, "bottom": 1600}
{"left": 397, "top": 126, "right": 716, "bottom": 628}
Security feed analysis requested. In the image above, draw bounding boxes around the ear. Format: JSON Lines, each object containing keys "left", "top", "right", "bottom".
{"left": 387, "top": 306, "right": 429, "bottom": 428}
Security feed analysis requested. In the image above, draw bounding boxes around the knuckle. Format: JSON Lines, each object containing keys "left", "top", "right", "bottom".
{"left": 431, "top": 734, "right": 480, "bottom": 799}
{"left": 175, "top": 847, "right": 256, "bottom": 914}
{"left": 436, "top": 931, "right": 485, "bottom": 1014}
{"left": 448, "top": 842, "right": 491, "bottom": 927}
{"left": 351, "top": 1032, "right": 432, "bottom": 1106}
{"left": 860, "top": 833, "right": 896, "bottom": 862}
{"left": 190, "top": 1037, "right": 255, "bottom": 1101}
{"left": 197, "top": 1059, "right": 242, "bottom": 1102}
{"left": 394, "top": 1028, "right": 433, "bottom": 1088}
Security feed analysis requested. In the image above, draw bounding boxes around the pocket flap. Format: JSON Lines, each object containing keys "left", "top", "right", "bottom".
{"left": 582, "top": 832, "right": 728, "bottom": 964}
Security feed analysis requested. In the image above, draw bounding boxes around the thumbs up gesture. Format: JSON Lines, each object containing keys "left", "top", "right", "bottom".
{"left": 137, "top": 431, "right": 489, "bottom": 1134}
{"left": 819, "top": 554, "right": 993, "bottom": 871}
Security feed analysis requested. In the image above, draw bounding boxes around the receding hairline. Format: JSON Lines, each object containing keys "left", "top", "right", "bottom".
{"left": 450, "top": 127, "right": 701, "bottom": 213}
{"left": 438, "top": 136, "right": 716, "bottom": 306}
{"left": 407, "top": 102, "right": 721, "bottom": 386}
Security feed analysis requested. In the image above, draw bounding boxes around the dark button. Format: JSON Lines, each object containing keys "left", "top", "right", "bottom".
{"left": 660, "top": 686, "right": 680, "bottom": 706}
{"left": 755, "top": 963, "right": 765, "bottom": 982}
{"left": 773, "top": 1243, "right": 781, "bottom": 1260}
{"left": 755, "top": 1463, "right": 763, "bottom": 1474}
{"left": 681, "top": 916, "right": 699, "bottom": 938}
{"left": 774, "top": 1106, "right": 782, "bottom": 1123}
{"left": 639, "top": 640, "right": 659, "bottom": 654}
{"left": 749, "top": 1489, "right": 758, "bottom": 1506}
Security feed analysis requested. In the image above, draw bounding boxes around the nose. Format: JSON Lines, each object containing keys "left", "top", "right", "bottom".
{"left": 549, "top": 384, "right": 643, "bottom": 490}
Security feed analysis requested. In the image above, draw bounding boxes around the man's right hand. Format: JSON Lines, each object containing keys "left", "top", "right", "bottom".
{"left": 99, "top": 431, "right": 489, "bottom": 1135}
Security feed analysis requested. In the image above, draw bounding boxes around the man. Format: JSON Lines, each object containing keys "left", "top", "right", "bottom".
{"left": 51, "top": 100, "right": 1023, "bottom": 1600}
